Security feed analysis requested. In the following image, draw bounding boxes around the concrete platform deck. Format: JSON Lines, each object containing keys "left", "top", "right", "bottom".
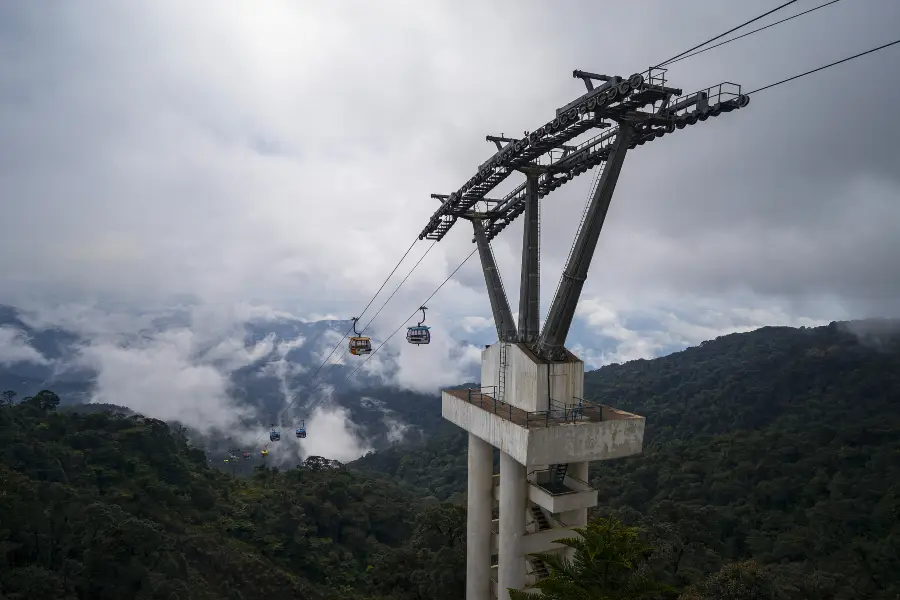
{"left": 442, "top": 388, "right": 646, "bottom": 466}
{"left": 444, "top": 388, "right": 633, "bottom": 429}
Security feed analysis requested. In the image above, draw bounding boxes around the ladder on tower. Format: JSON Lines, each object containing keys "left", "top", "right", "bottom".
{"left": 550, "top": 463, "right": 569, "bottom": 488}
{"left": 498, "top": 342, "right": 509, "bottom": 403}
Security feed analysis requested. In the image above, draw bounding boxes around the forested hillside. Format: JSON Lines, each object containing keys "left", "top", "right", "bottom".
{"left": 0, "top": 391, "right": 465, "bottom": 600}
{"left": 353, "top": 321, "right": 900, "bottom": 599}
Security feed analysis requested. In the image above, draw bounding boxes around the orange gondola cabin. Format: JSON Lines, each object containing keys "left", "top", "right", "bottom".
{"left": 348, "top": 317, "right": 372, "bottom": 355}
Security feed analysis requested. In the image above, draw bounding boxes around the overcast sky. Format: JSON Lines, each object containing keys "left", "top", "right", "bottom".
{"left": 1, "top": 1, "right": 898, "bottom": 453}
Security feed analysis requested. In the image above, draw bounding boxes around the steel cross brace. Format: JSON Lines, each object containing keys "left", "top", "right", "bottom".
{"left": 472, "top": 218, "right": 518, "bottom": 343}
{"left": 536, "top": 124, "right": 634, "bottom": 360}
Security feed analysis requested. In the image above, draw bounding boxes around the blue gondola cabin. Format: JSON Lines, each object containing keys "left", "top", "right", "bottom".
{"left": 296, "top": 420, "right": 307, "bottom": 439}
{"left": 406, "top": 325, "right": 430, "bottom": 345}
{"left": 269, "top": 428, "right": 281, "bottom": 442}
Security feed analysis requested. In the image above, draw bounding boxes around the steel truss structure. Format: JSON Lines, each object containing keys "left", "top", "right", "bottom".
{"left": 419, "top": 67, "right": 750, "bottom": 360}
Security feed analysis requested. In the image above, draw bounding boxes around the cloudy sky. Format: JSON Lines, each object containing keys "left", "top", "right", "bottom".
{"left": 1, "top": 1, "right": 899, "bottom": 455}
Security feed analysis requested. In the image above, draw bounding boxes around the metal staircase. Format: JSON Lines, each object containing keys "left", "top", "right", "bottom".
{"left": 498, "top": 342, "right": 509, "bottom": 403}
{"left": 527, "top": 505, "right": 552, "bottom": 582}
{"left": 530, "top": 504, "right": 550, "bottom": 531}
{"left": 529, "top": 557, "right": 550, "bottom": 581}
{"left": 550, "top": 463, "right": 569, "bottom": 488}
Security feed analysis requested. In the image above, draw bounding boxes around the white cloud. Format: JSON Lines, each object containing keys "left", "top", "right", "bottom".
{"left": 0, "top": 327, "right": 49, "bottom": 366}
{"left": 573, "top": 296, "right": 832, "bottom": 369}
{"left": 461, "top": 316, "right": 494, "bottom": 334}
{"left": 294, "top": 404, "right": 372, "bottom": 463}
{"left": 77, "top": 327, "right": 257, "bottom": 434}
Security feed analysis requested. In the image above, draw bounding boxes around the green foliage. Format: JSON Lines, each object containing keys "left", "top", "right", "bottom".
{"left": 510, "top": 516, "right": 674, "bottom": 600}
{"left": 679, "top": 561, "right": 786, "bottom": 600}
{"left": 368, "top": 502, "right": 466, "bottom": 600}
{"left": 0, "top": 396, "right": 463, "bottom": 599}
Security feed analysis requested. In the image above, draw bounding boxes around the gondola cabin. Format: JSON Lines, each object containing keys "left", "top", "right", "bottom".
{"left": 243, "top": 452, "right": 250, "bottom": 459}
{"left": 406, "top": 325, "right": 431, "bottom": 345}
{"left": 295, "top": 421, "right": 307, "bottom": 439}
{"left": 260, "top": 449, "right": 268, "bottom": 457}
{"left": 349, "top": 336, "right": 372, "bottom": 355}
{"left": 269, "top": 428, "right": 281, "bottom": 442}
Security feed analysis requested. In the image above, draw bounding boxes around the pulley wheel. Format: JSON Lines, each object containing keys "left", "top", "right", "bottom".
{"left": 628, "top": 73, "right": 644, "bottom": 89}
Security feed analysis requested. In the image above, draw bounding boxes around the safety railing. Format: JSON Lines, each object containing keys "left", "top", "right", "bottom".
{"left": 665, "top": 82, "right": 743, "bottom": 118}
{"left": 459, "top": 388, "right": 604, "bottom": 428}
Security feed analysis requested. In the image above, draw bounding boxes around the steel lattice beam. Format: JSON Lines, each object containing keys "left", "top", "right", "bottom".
{"left": 422, "top": 67, "right": 750, "bottom": 357}
{"left": 420, "top": 68, "right": 749, "bottom": 242}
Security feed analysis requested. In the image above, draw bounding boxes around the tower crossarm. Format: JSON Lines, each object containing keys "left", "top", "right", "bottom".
{"left": 418, "top": 68, "right": 749, "bottom": 242}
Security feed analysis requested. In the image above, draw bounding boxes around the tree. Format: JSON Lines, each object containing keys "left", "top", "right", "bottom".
{"left": 679, "top": 561, "right": 786, "bottom": 600}
{"left": 509, "top": 516, "right": 675, "bottom": 600}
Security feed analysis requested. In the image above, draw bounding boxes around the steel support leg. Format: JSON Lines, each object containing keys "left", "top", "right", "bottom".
{"left": 473, "top": 219, "right": 517, "bottom": 342}
{"left": 538, "top": 125, "right": 634, "bottom": 359}
{"left": 517, "top": 173, "right": 540, "bottom": 344}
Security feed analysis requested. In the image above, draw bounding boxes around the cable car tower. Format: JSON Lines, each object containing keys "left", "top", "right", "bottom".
{"left": 419, "top": 67, "right": 749, "bottom": 600}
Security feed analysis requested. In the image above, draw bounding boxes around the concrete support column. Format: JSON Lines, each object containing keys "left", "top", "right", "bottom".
{"left": 467, "top": 434, "right": 493, "bottom": 600}
{"left": 560, "top": 461, "right": 590, "bottom": 528}
{"left": 498, "top": 451, "right": 526, "bottom": 599}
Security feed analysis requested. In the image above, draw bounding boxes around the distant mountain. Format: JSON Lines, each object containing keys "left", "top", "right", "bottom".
{"left": 0, "top": 304, "right": 385, "bottom": 404}
{"left": 0, "top": 304, "right": 452, "bottom": 462}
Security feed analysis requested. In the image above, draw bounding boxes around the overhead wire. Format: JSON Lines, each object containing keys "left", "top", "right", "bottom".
{"left": 663, "top": 0, "right": 842, "bottom": 66}
{"left": 747, "top": 38, "right": 900, "bottom": 94}
{"left": 244, "top": 246, "right": 478, "bottom": 457}
{"left": 300, "top": 247, "right": 479, "bottom": 419}
{"left": 247, "top": 235, "right": 422, "bottom": 447}
{"left": 280, "top": 240, "right": 438, "bottom": 423}
{"left": 654, "top": 0, "right": 801, "bottom": 67}
{"left": 300, "top": 236, "right": 421, "bottom": 386}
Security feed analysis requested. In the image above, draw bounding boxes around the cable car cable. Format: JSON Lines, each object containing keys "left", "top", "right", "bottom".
{"left": 300, "top": 248, "right": 478, "bottom": 419}
{"left": 270, "top": 247, "right": 476, "bottom": 442}
{"left": 654, "top": 0, "right": 801, "bottom": 68}
{"left": 663, "top": 0, "right": 842, "bottom": 66}
{"left": 278, "top": 241, "right": 439, "bottom": 424}
{"left": 359, "top": 242, "right": 437, "bottom": 334}
{"left": 247, "top": 235, "right": 423, "bottom": 447}
{"left": 298, "top": 236, "right": 422, "bottom": 389}
{"left": 258, "top": 239, "right": 444, "bottom": 441}
{"left": 746, "top": 37, "right": 900, "bottom": 95}
{"left": 347, "top": 248, "right": 477, "bottom": 378}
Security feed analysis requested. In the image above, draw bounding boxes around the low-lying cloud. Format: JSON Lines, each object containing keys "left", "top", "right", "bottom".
{"left": 0, "top": 326, "right": 48, "bottom": 366}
